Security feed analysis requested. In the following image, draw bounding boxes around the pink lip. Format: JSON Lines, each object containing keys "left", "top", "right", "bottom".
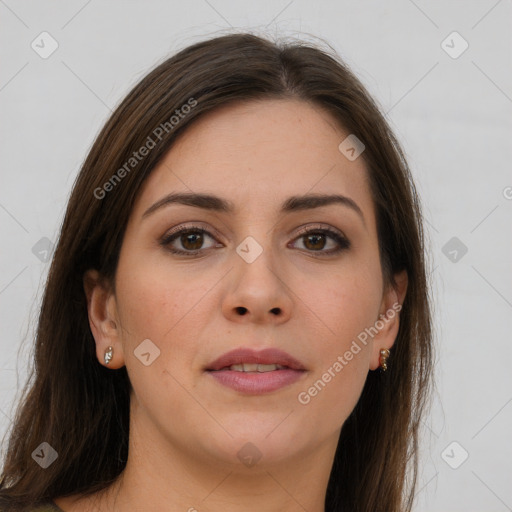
{"left": 206, "top": 347, "right": 306, "bottom": 371}
{"left": 205, "top": 347, "right": 307, "bottom": 395}
{"left": 208, "top": 369, "right": 305, "bottom": 394}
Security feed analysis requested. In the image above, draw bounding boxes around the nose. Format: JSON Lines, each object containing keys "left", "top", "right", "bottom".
{"left": 221, "top": 240, "right": 293, "bottom": 325}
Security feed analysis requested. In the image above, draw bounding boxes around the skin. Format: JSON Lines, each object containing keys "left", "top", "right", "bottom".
{"left": 55, "top": 98, "right": 407, "bottom": 512}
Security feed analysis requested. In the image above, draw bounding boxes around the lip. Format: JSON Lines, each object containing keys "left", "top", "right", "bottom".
{"left": 205, "top": 347, "right": 307, "bottom": 395}
{"left": 206, "top": 347, "right": 306, "bottom": 371}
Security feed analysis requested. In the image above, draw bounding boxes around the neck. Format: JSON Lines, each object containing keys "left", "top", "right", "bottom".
{"left": 96, "top": 403, "right": 338, "bottom": 511}
{"left": 110, "top": 440, "right": 334, "bottom": 510}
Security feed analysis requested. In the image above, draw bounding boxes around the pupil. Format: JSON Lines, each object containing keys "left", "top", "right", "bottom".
{"left": 305, "top": 233, "right": 325, "bottom": 250}
{"left": 183, "top": 232, "right": 203, "bottom": 250}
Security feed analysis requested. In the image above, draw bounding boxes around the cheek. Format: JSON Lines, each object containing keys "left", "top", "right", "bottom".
{"left": 113, "top": 253, "right": 220, "bottom": 397}
{"left": 319, "top": 267, "right": 382, "bottom": 345}
{"left": 114, "top": 253, "right": 210, "bottom": 341}
{"left": 314, "top": 290, "right": 375, "bottom": 383}
{"left": 296, "top": 271, "right": 380, "bottom": 421}
{"left": 112, "top": 256, "right": 208, "bottom": 411}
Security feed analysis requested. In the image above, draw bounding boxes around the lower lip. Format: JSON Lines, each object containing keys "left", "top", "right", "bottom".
{"left": 206, "top": 369, "right": 306, "bottom": 394}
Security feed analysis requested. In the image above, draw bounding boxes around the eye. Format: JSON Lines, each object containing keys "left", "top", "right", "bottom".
{"left": 160, "top": 223, "right": 350, "bottom": 257}
{"left": 290, "top": 225, "right": 350, "bottom": 256}
{"left": 160, "top": 225, "right": 220, "bottom": 255}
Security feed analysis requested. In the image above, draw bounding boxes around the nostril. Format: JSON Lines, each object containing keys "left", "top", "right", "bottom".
{"left": 235, "top": 306, "right": 248, "bottom": 315}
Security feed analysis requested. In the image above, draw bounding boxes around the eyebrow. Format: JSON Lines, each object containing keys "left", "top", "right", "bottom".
{"left": 142, "top": 192, "right": 365, "bottom": 225}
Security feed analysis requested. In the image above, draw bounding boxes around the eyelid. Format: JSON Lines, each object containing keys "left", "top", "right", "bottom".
{"left": 162, "top": 222, "right": 346, "bottom": 241}
{"left": 162, "top": 222, "right": 223, "bottom": 241}
{"left": 293, "top": 222, "right": 346, "bottom": 239}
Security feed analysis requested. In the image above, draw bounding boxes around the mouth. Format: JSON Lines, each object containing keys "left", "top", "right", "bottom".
{"left": 206, "top": 347, "right": 306, "bottom": 372}
{"left": 212, "top": 363, "right": 291, "bottom": 372}
{"left": 205, "top": 347, "right": 307, "bottom": 394}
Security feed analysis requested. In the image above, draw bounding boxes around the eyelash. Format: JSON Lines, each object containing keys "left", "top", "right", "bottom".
{"left": 160, "top": 223, "right": 350, "bottom": 257}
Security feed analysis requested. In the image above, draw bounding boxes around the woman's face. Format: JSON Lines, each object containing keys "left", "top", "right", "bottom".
{"left": 89, "top": 98, "right": 404, "bottom": 472}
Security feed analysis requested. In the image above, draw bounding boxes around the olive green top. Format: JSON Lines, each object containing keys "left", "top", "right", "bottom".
{"left": 30, "top": 501, "right": 63, "bottom": 511}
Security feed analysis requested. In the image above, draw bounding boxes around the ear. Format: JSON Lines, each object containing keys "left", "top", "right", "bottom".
{"left": 83, "top": 269, "right": 125, "bottom": 369}
{"left": 369, "top": 270, "right": 408, "bottom": 371}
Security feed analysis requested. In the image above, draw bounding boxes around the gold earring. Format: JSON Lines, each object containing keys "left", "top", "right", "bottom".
{"left": 104, "top": 346, "right": 113, "bottom": 365}
{"left": 379, "top": 348, "right": 390, "bottom": 371}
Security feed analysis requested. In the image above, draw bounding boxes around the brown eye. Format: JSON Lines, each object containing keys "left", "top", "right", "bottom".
{"left": 179, "top": 231, "right": 205, "bottom": 251}
{"left": 161, "top": 226, "right": 219, "bottom": 255}
{"left": 291, "top": 226, "right": 350, "bottom": 256}
{"left": 161, "top": 224, "right": 350, "bottom": 257}
{"left": 303, "top": 232, "right": 328, "bottom": 251}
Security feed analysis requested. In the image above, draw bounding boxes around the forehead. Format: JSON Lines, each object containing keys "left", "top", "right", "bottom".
{"left": 131, "top": 98, "right": 375, "bottom": 224}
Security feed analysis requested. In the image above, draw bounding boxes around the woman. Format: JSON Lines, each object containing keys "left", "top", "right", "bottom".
{"left": 0, "top": 32, "right": 433, "bottom": 511}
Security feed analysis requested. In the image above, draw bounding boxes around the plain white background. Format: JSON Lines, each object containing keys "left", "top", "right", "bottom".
{"left": 1, "top": 1, "right": 511, "bottom": 510}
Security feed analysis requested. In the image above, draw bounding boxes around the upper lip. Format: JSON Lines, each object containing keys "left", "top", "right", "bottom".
{"left": 206, "top": 347, "right": 306, "bottom": 371}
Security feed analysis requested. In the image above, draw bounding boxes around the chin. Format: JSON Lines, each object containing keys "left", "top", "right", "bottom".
{"left": 196, "top": 424, "right": 307, "bottom": 470}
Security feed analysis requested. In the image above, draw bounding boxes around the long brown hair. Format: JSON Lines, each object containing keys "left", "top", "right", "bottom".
{"left": 0, "top": 32, "right": 434, "bottom": 511}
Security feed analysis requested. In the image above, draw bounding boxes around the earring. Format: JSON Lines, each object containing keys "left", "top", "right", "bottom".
{"left": 104, "top": 346, "right": 113, "bottom": 365}
{"left": 379, "top": 348, "right": 390, "bottom": 371}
